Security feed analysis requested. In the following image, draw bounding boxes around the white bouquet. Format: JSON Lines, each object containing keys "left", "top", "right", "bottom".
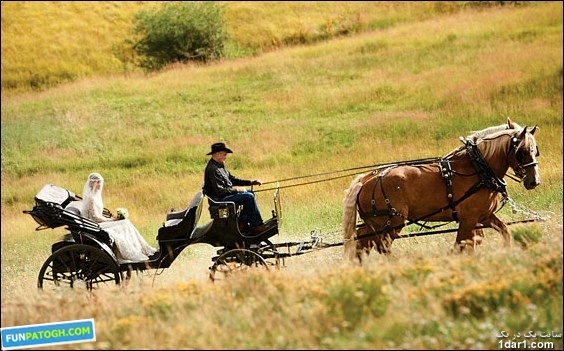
{"left": 116, "top": 207, "right": 129, "bottom": 220}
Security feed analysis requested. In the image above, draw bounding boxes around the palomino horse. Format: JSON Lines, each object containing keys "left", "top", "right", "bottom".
{"left": 342, "top": 121, "right": 540, "bottom": 260}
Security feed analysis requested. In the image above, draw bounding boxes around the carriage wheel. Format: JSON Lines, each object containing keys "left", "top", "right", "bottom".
{"left": 38, "top": 244, "right": 121, "bottom": 291}
{"left": 256, "top": 245, "right": 282, "bottom": 269}
{"left": 209, "top": 248, "right": 269, "bottom": 282}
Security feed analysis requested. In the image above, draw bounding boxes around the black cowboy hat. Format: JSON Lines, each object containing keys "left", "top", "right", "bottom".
{"left": 207, "top": 142, "right": 233, "bottom": 155}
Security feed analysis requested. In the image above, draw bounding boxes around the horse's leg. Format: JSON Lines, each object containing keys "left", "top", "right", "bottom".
{"left": 371, "top": 223, "right": 399, "bottom": 255}
{"left": 355, "top": 225, "right": 374, "bottom": 262}
{"left": 454, "top": 221, "right": 480, "bottom": 253}
{"left": 483, "top": 214, "right": 511, "bottom": 247}
{"left": 356, "top": 224, "right": 396, "bottom": 257}
{"left": 355, "top": 236, "right": 368, "bottom": 264}
{"left": 379, "top": 233, "right": 396, "bottom": 255}
{"left": 472, "top": 228, "right": 485, "bottom": 246}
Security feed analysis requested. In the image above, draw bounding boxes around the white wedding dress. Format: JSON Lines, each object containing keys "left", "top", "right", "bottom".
{"left": 81, "top": 173, "right": 157, "bottom": 263}
{"left": 98, "top": 219, "right": 157, "bottom": 263}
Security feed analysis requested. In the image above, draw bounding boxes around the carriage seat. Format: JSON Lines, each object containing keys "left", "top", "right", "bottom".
{"left": 207, "top": 197, "right": 240, "bottom": 220}
{"left": 63, "top": 201, "right": 85, "bottom": 225}
{"left": 201, "top": 183, "right": 243, "bottom": 220}
{"left": 62, "top": 201, "right": 98, "bottom": 230}
{"left": 62, "top": 200, "right": 105, "bottom": 231}
{"left": 157, "top": 191, "right": 204, "bottom": 241}
{"left": 30, "top": 184, "right": 81, "bottom": 229}
{"left": 27, "top": 184, "right": 113, "bottom": 246}
{"left": 65, "top": 201, "right": 83, "bottom": 216}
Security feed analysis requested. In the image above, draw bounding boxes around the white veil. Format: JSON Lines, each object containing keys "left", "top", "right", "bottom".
{"left": 82, "top": 172, "right": 105, "bottom": 215}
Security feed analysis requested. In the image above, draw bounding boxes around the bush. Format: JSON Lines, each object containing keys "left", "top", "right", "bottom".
{"left": 131, "top": 1, "right": 226, "bottom": 71}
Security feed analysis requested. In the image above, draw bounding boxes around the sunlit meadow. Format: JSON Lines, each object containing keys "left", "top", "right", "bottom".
{"left": 1, "top": 2, "right": 562, "bottom": 349}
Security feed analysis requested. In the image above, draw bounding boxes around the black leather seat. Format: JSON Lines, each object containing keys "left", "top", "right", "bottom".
{"left": 157, "top": 191, "right": 203, "bottom": 241}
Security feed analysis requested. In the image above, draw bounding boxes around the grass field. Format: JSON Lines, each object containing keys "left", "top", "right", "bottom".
{"left": 1, "top": 1, "right": 562, "bottom": 349}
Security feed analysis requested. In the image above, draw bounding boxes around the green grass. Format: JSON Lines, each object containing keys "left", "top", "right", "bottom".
{"left": 2, "top": 1, "right": 540, "bottom": 93}
{"left": 1, "top": 1, "right": 562, "bottom": 350}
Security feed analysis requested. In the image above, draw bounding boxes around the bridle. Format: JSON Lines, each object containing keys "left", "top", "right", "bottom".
{"left": 508, "top": 129, "right": 539, "bottom": 182}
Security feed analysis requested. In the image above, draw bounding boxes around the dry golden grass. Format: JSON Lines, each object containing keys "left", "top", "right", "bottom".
{"left": 1, "top": 2, "right": 562, "bottom": 349}
{"left": 1, "top": 217, "right": 561, "bottom": 349}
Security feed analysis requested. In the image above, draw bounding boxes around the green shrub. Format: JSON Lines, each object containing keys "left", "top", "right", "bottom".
{"left": 130, "top": 1, "right": 226, "bottom": 71}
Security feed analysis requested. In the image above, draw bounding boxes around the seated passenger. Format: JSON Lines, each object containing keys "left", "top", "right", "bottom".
{"left": 81, "top": 172, "right": 157, "bottom": 262}
{"left": 203, "top": 142, "right": 267, "bottom": 234}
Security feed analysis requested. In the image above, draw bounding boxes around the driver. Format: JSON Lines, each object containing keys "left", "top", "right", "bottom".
{"left": 203, "top": 142, "right": 267, "bottom": 234}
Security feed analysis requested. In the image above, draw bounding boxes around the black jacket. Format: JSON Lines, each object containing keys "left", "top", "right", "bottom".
{"left": 204, "top": 158, "right": 252, "bottom": 200}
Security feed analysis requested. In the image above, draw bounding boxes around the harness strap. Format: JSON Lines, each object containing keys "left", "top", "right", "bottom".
{"left": 464, "top": 139, "right": 508, "bottom": 197}
{"left": 401, "top": 142, "right": 510, "bottom": 226}
{"left": 357, "top": 169, "right": 401, "bottom": 233}
{"left": 439, "top": 159, "right": 458, "bottom": 222}
{"left": 357, "top": 179, "right": 488, "bottom": 241}
{"left": 354, "top": 141, "right": 511, "bottom": 240}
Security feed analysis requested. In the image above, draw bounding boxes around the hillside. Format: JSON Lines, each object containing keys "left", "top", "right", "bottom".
{"left": 1, "top": 1, "right": 531, "bottom": 93}
{"left": 1, "top": 2, "right": 562, "bottom": 350}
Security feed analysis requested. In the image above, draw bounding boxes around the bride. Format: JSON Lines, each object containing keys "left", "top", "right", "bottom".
{"left": 81, "top": 172, "right": 157, "bottom": 263}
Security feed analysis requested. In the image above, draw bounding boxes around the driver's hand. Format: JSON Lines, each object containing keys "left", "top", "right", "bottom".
{"left": 252, "top": 179, "right": 262, "bottom": 186}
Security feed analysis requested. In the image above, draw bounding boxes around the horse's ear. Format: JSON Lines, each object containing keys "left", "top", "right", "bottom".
{"left": 507, "top": 117, "right": 513, "bottom": 128}
{"left": 519, "top": 126, "right": 528, "bottom": 139}
{"left": 530, "top": 126, "right": 537, "bottom": 135}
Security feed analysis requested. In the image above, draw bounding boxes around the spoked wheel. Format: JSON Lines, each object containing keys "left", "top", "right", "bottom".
{"left": 209, "top": 248, "right": 270, "bottom": 282}
{"left": 38, "top": 244, "right": 121, "bottom": 291}
{"left": 256, "top": 245, "right": 282, "bottom": 269}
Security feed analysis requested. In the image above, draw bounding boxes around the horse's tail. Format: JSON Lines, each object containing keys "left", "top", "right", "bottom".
{"left": 342, "top": 173, "right": 365, "bottom": 260}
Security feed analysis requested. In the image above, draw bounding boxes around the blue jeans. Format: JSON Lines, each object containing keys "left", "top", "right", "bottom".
{"left": 220, "top": 191, "right": 263, "bottom": 227}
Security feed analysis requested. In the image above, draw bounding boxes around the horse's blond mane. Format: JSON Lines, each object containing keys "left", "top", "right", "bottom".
{"left": 476, "top": 129, "right": 514, "bottom": 161}
{"left": 466, "top": 118, "right": 523, "bottom": 142}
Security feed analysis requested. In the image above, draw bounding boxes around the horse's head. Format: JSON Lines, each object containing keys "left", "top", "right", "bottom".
{"left": 508, "top": 126, "right": 540, "bottom": 190}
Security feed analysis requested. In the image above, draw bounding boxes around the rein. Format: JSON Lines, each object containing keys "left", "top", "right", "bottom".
{"left": 253, "top": 157, "right": 442, "bottom": 193}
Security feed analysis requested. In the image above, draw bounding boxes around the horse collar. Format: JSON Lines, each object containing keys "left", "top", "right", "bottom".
{"left": 464, "top": 140, "right": 508, "bottom": 196}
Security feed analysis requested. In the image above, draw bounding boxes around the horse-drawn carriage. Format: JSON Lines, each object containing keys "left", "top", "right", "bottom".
{"left": 23, "top": 119, "right": 544, "bottom": 291}
{"left": 24, "top": 183, "right": 328, "bottom": 290}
